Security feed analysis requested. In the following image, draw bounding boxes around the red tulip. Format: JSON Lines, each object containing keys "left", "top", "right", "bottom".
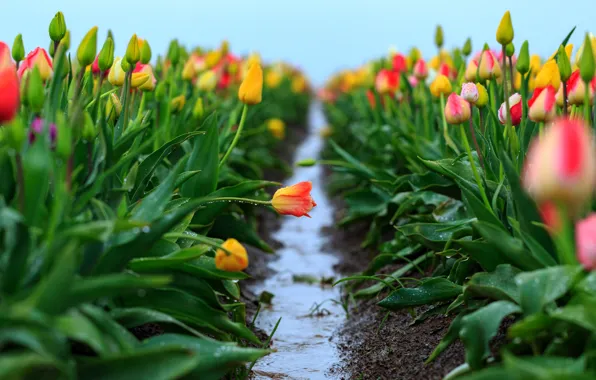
{"left": 91, "top": 55, "right": 110, "bottom": 76}
{"left": 576, "top": 214, "right": 596, "bottom": 270}
{"left": 0, "top": 66, "right": 20, "bottom": 124}
{"left": 538, "top": 201, "right": 561, "bottom": 233}
{"left": 0, "top": 41, "right": 13, "bottom": 69}
{"left": 528, "top": 86, "right": 557, "bottom": 122}
{"left": 392, "top": 53, "right": 407, "bottom": 73}
{"left": 498, "top": 93, "right": 522, "bottom": 126}
{"left": 271, "top": 181, "right": 317, "bottom": 218}
{"left": 366, "top": 89, "right": 376, "bottom": 109}
{"left": 375, "top": 69, "right": 400, "bottom": 95}
{"left": 17, "top": 47, "right": 53, "bottom": 81}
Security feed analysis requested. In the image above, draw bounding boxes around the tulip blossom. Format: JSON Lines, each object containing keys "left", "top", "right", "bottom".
{"left": 133, "top": 62, "right": 156, "bottom": 91}
{"left": 460, "top": 82, "right": 479, "bottom": 103}
{"left": 29, "top": 118, "right": 57, "bottom": 146}
{"left": 266, "top": 70, "right": 282, "bottom": 88}
{"left": 528, "top": 86, "right": 557, "bottom": 122}
{"left": 498, "top": 93, "right": 522, "bottom": 126}
{"left": 215, "top": 238, "right": 249, "bottom": 272}
{"left": 375, "top": 69, "right": 400, "bottom": 95}
{"left": 534, "top": 60, "right": 561, "bottom": 90}
{"left": 429, "top": 74, "right": 452, "bottom": 97}
{"left": 267, "top": 118, "right": 285, "bottom": 140}
{"left": 438, "top": 62, "right": 455, "bottom": 80}
{"left": 478, "top": 50, "right": 502, "bottom": 80}
{"left": 238, "top": 62, "right": 263, "bottom": 105}
{"left": 565, "top": 69, "right": 596, "bottom": 105}
{"left": 108, "top": 57, "right": 126, "bottom": 86}
{"left": 444, "top": 93, "right": 471, "bottom": 124}
{"left": 538, "top": 201, "right": 561, "bottom": 234}
{"left": 271, "top": 181, "right": 317, "bottom": 217}
{"left": 464, "top": 59, "right": 479, "bottom": 82}
{"left": 576, "top": 214, "right": 596, "bottom": 270}
{"left": 392, "top": 53, "right": 407, "bottom": 73}
{"left": 17, "top": 47, "right": 53, "bottom": 81}
{"left": 413, "top": 59, "right": 428, "bottom": 80}
{"left": 522, "top": 118, "right": 596, "bottom": 213}
{"left": 0, "top": 42, "right": 13, "bottom": 69}
{"left": 0, "top": 66, "right": 19, "bottom": 123}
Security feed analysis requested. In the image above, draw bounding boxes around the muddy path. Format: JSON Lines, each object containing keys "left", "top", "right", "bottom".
{"left": 247, "top": 102, "right": 464, "bottom": 380}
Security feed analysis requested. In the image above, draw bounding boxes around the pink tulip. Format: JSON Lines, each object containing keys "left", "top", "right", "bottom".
{"left": 576, "top": 214, "right": 596, "bottom": 270}
{"left": 444, "top": 93, "right": 471, "bottom": 124}
{"left": 0, "top": 41, "right": 13, "bottom": 69}
{"left": 17, "top": 47, "right": 53, "bottom": 81}
{"left": 413, "top": 59, "right": 428, "bottom": 80}
{"left": 528, "top": 86, "right": 557, "bottom": 122}
{"left": 29, "top": 118, "right": 57, "bottom": 146}
{"left": 460, "top": 82, "right": 479, "bottom": 103}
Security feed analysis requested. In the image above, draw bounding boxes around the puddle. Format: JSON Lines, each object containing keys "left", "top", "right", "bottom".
{"left": 250, "top": 102, "right": 343, "bottom": 380}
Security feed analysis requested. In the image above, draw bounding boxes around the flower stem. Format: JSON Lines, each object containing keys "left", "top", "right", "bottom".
{"left": 553, "top": 204, "right": 577, "bottom": 266}
{"left": 440, "top": 94, "right": 460, "bottom": 154}
{"left": 563, "top": 82, "right": 568, "bottom": 117}
{"left": 207, "top": 196, "right": 272, "bottom": 207}
{"left": 15, "top": 153, "right": 25, "bottom": 213}
{"left": 460, "top": 124, "right": 492, "bottom": 212}
{"left": 219, "top": 104, "right": 248, "bottom": 169}
{"left": 468, "top": 110, "right": 485, "bottom": 170}
{"left": 584, "top": 82, "right": 591, "bottom": 123}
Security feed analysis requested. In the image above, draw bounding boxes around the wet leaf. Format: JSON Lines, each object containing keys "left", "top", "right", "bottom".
{"left": 464, "top": 264, "right": 521, "bottom": 303}
{"left": 378, "top": 278, "right": 463, "bottom": 310}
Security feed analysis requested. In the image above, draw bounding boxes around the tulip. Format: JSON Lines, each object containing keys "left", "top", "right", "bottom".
{"left": 105, "top": 93, "right": 122, "bottom": 122}
{"left": 496, "top": 11, "right": 514, "bottom": 45}
{"left": 218, "top": 72, "right": 232, "bottom": 90}
{"left": 0, "top": 67, "right": 20, "bottom": 124}
{"left": 516, "top": 41, "right": 530, "bottom": 75}
{"left": 49, "top": 12, "right": 67, "bottom": 43}
{"left": 29, "top": 117, "right": 57, "bottom": 146}
{"left": 267, "top": 118, "right": 285, "bottom": 140}
{"left": 413, "top": 59, "right": 428, "bottom": 80}
{"left": 528, "top": 86, "right": 557, "bottom": 122}
{"left": 408, "top": 75, "right": 418, "bottom": 87}
{"left": 478, "top": 50, "right": 502, "bottom": 80}
{"left": 435, "top": 25, "right": 444, "bottom": 49}
{"left": 215, "top": 238, "right": 249, "bottom": 272}
{"left": 238, "top": 63, "right": 263, "bottom": 105}
{"left": 11, "top": 35, "right": 25, "bottom": 65}
{"left": 576, "top": 214, "right": 596, "bottom": 270}
{"left": 444, "top": 93, "right": 471, "bottom": 124}
{"left": 429, "top": 74, "right": 452, "bottom": 98}
{"left": 464, "top": 60, "right": 479, "bottom": 82}
{"left": 130, "top": 73, "right": 149, "bottom": 89}
{"left": 534, "top": 59, "right": 561, "bottom": 91}
{"left": 17, "top": 48, "right": 53, "bottom": 81}
{"left": 170, "top": 95, "right": 186, "bottom": 113}
{"left": 530, "top": 55, "right": 542, "bottom": 74}
{"left": 0, "top": 41, "right": 13, "bottom": 69}
{"left": 375, "top": 69, "right": 400, "bottom": 95}
{"left": 566, "top": 70, "right": 594, "bottom": 105}
{"left": 108, "top": 57, "right": 126, "bottom": 86}
{"left": 579, "top": 33, "right": 595, "bottom": 84}
{"left": 197, "top": 70, "right": 217, "bottom": 91}
{"left": 182, "top": 59, "right": 195, "bottom": 81}
{"left": 76, "top": 26, "right": 98, "bottom": 68}
{"left": 438, "top": 63, "right": 455, "bottom": 79}
{"left": 460, "top": 82, "right": 479, "bottom": 103}
{"left": 475, "top": 83, "right": 489, "bottom": 108}
{"left": 266, "top": 70, "right": 282, "bottom": 88}
{"left": 140, "top": 40, "right": 152, "bottom": 64}
{"left": 125, "top": 34, "right": 140, "bottom": 66}
{"left": 26, "top": 68, "right": 44, "bottom": 113}
{"left": 271, "top": 181, "right": 317, "bottom": 218}
{"left": 192, "top": 97, "right": 204, "bottom": 119}
{"left": 133, "top": 62, "right": 156, "bottom": 91}
{"left": 392, "top": 53, "right": 407, "bottom": 73}
{"left": 558, "top": 45, "right": 572, "bottom": 82}
{"left": 463, "top": 38, "right": 472, "bottom": 57}
{"left": 498, "top": 93, "right": 522, "bottom": 126}
{"left": 522, "top": 118, "right": 596, "bottom": 213}
{"left": 97, "top": 37, "right": 114, "bottom": 74}
{"left": 539, "top": 201, "right": 561, "bottom": 234}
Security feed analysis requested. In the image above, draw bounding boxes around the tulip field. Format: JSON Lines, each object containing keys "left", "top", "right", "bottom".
{"left": 1, "top": 7, "right": 596, "bottom": 380}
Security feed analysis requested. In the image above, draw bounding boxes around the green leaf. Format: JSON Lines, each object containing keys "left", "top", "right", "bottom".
{"left": 22, "top": 139, "right": 51, "bottom": 226}
{"left": 397, "top": 219, "right": 474, "bottom": 251}
{"left": 508, "top": 313, "right": 557, "bottom": 341}
{"left": 515, "top": 265, "right": 582, "bottom": 316}
{"left": 111, "top": 307, "right": 204, "bottom": 337}
{"left": 502, "top": 351, "right": 586, "bottom": 378}
{"left": 459, "top": 300, "right": 521, "bottom": 370}
{"left": 0, "top": 317, "right": 69, "bottom": 360}
{"left": 80, "top": 304, "right": 138, "bottom": 352}
{"left": 112, "top": 124, "right": 150, "bottom": 159}
{"left": 453, "top": 239, "right": 509, "bottom": 272}
{"left": 181, "top": 113, "right": 220, "bottom": 198}
{"left": 2, "top": 221, "right": 30, "bottom": 295}
{"left": 55, "top": 309, "right": 108, "bottom": 355}
{"left": 551, "top": 304, "right": 596, "bottom": 332}
{"left": 460, "top": 185, "right": 504, "bottom": 229}
{"left": 454, "top": 367, "right": 521, "bottom": 380}
{"left": 174, "top": 170, "right": 202, "bottom": 189}
{"left": 378, "top": 278, "right": 463, "bottom": 310}
{"left": 464, "top": 264, "right": 521, "bottom": 303}
{"left": 209, "top": 214, "right": 273, "bottom": 253}
{"left": 0, "top": 352, "right": 62, "bottom": 379}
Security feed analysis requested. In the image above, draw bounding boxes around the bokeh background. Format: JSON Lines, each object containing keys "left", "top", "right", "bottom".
{"left": 1, "top": 0, "right": 594, "bottom": 85}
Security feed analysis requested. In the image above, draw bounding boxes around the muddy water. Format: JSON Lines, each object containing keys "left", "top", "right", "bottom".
{"left": 251, "top": 103, "right": 343, "bottom": 380}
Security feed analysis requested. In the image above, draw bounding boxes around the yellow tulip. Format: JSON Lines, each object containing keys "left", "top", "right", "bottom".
{"left": 238, "top": 63, "right": 263, "bottom": 105}
{"left": 430, "top": 74, "right": 452, "bottom": 97}
{"left": 266, "top": 70, "right": 282, "bottom": 88}
{"left": 267, "top": 118, "right": 285, "bottom": 139}
{"left": 534, "top": 59, "right": 561, "bottom": 90}
{"left": 215, "top": 238, "right": 248, "bottom": 272}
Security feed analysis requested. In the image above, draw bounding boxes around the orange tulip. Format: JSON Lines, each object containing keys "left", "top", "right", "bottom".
{"left": 215, "top": 238, "right": 249, "bottom": 272}
{"left": 271, "top": 181, "right": 317, "bottom": 218}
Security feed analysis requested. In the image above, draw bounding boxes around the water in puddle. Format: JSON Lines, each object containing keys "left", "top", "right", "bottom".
{"left": 251, "top": 103, "right": 343, "bottom": 380}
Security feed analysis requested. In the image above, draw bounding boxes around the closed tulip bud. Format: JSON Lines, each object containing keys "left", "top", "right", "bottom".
{"left": 215, "top": 238, "right": 248, "bottom": 272}
{"left": 291, "top": 76, "right": 307, "bottom": 93}
{"left": 409, "top": 47, "right": 421, "bottom": 65}
{"left": 265, "top": 70, "right": 282, "bottom": 88}
{"left": 130, "top": 73, "right": 150, "bottom": 88}
{"left": 29, "top": 118, "right": 57, "bottom": 147}
{"left": 61, "top": 30, "right": 71, "bottom": 51}
{"left": 155, "top": 82, "right": 166, "bottom": 101}
{"left": 120, "top": 57, "right": 131, "bottom": 72}
{"left": 197, "top": 70, "right": 217, "bottom": 91}
{"left": 133, "top": 62, "right": 156, "bottom": 92}
{"left": 98, "top": 37, "right": 114, "bottom": 73}
{"left": 170, "top": 95, "right": 186, "bottom": 113}
{"left": 49, "top": 12, "right": 66, "bottom": 43}
{"left": 0, "top": 67, "right": 20, "bottom": 124}
{"left": 140, "top": 40, "right": 151, "bottom": 64}
{"left": 496, "top": 11, "right": 514, "bottom": 45}
{"left": 464, "top": 60, "right": 479, "bottom": 82}
{"left": 535, "top": 60, "right": 561, "bottom": 90}
{"left": 506, "top": 42, "right": 515, "bottom": 57}
{"left": 528, "top": 85, "right": 557, "bottom": 122}
{"left": 478, "top": 50, "right": 502, "bottom": 80}
{"left": 566, "top": 70, "right": 594, "bottom": 105}
{"left": 413, "top": 59, "right": 428, "bottom": 80}
{"left": 375, "top": 69, "right": 400, "bottom": 94}
{"left": 522, "top": 118, "right": 596, "bottom": 213}
{"left": 105, "top": 93, "right": 122, "bottom": 123}
{"left": 475, "top": 83, "right": 489, "bottom": 107}
{"left": 125, "top": 34, "right": 140, "bottom": 66}
{"left": 530, "top": 54, "right": 542, "bottom": 74}
{"left": 17, "top": 48, "right": 53, "bottom": 81}
{"left": 460, "top": 82, "right": 479, "bottom": 103}
{"left": 182, "top": 59, "right": 195, "bottom": 81}
{"left": 77, "top": 26, "right": 98, "bottom": 68}
{"left": 12, "top": 34, "right": 25, "bottom": 63}
{"left": 26, "top": 68, "right": 44, "bottom": 113}
{"left": 167, "top": 40, "right": 180, "bottom": 66}
{"left": 444, "top": 93, "right": 471, "bottom": 124}
{"left": 108, "top": 57, "right": 126, "bottom": 86}
{"left": 192, "top": 97, "right": 204, "bottom": 119}
{"left": 435, "top": 25, "right": 444, "bottom": 49}
{"left": 462, "top": 38, "right": 472, "bottom": 57}
{"left": 83, "top": 111, "right": 95, "bottom": 141}
{"left": 580, "top": 33, "right": 595, "bottom": 83}
{"left": 272, "top": 181, "right": 317, "bottom": 217}
{"left": 516, "top": 40, "right": 530, "bottom": 74}
{"left": 267, "top": 118, "right": 285, "bottom": 140}
{"left": 4, "top": 117, "right": 25, "bottom": 150}
{"left": 55, "top": 114, "right": 71, "bottom": 159}
{"left": 557, "top": 45, "right": 572, "bottom": 82}
{"left": 430, "top": 74, "right": 452, "bottom": 97}
{"left": 498, "top": 93, "right": 522, "bottom": 126}
{"left": 238, "top": 63, "right": 263, "bottom": 105}
{"left": 576, "top": 214, "right": 596, "bottom": 270}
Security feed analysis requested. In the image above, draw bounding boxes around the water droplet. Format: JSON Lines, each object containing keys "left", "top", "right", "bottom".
{"left": 142, "top": 226, "right": 150, "bottom": 233}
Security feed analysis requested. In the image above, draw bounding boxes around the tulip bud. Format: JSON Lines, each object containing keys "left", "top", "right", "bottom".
{"left": 462, "top": 38, "right": 472, "bottom": 57}
{"left": 238, "top": 63, "right": 263, "bottom": 105}
{"left": 375, "top": 69, "right": 400, "bottom": 94}
{"left": 516, "top": 41, "right": 530, "bottom": 75}
{"left": 430, "top": 74, "right": 452, "bottom": 97}
{"left": 155, "top": 82, "right": 166, "bottom": 101}
{"left": 76, "top": 26, "right": 98, "bottom": 68}
{"left": 182, "top": 59, "right": 195, "bottom": 81}
{"left": 106, "top": 93, "right": 122, "bottom": 123}
{"left": 557, "top": 45, "right": 572, "bottom": 82}
{"left": 535, "top": 60, "right": 561, "bottom": 90}
{"left": 108, "top": 57, "right": 126, "bottom": 86}
{"left": 576, "top": 214, "right": 596, "bottom": 270}
{"left": 83, "top": 111, "right": 96, "bottom": 141}
{"left": 26, "top": 68, "right": 44, "bottom": 113}
{"left": 464, "top": 60, "right": 479, "bottom": 82}
{"left": 522, "top": 118, "right": 596, "bottom": 214}
{"left": 413, "top": 59, "right": 428, "bottom": 80}
{"left": 55, "top": 113, "right": 71, "bottom": 160}
{"left": 460, "top": 82, "right": 479, "bottom": 103}
{"left": 4, "top": 117, "right": 26, "bottom": 150}
{"left": 475, "top": 83, "right": 489, "bottom": 108}
{"left": 566, "top": 70, "right": 593, "bottom": 105}
{"left": 124, "top": 34, "right": 139, "bottom": 67}
{"left": 167, "top": 40, "right": 180, "bottom": 66}
{"left": 192, "top": 97, "right": 204, "bottom": 119}
{"left": 498, "top": 93, "right": 523, "bottom": 126}
{"left": 197, "top": 70, "right": 217, "bottom": 91}
{"left": 49, "top": 12, "right": 66, "bottom": 43}
{"left": 220, "top": 40, "right": 230, "bottom": 56}
{"left": 265, "top": 70, "right": 282, "bottom": 88}
{"left": 120, "top": 57, "right": 131, "bottom": 72}
{"left": 444, "top": 93, "right": 471, "bottom": 124}
{"left": 435, "top": 25, "right": 444, "bottom": 49}
{"left": 12, "top": 34, "right": 25, "bottom": 63}
{"left": 98, "top": 37, "right": 114, "bottom": 73}
{"left": 267, "top": 118, "right": 286, "bottom": 140}
{"left": 215, "top": 238, "right": 249, "bottom": 272}
{"left": 61, "top": 30, "right": 71, "bottom": 51}
{"left": 478, "top": 50, "right": 502, "bottom": 80}
{"left": 496, "top": 11, "right": 514, "bottom": 45}
{"left": 0, "top": 67, "right": 20, "bottom": 124}
{"left": 140, "top": 40, "right": 152, "bottom": 64}
{"left": 130, "top": 73, "right": 150, "bottom": 88}
{"left": 506, "top": 43, "right": 515, "bottom": 57}
{"left": 483, "top": 43, "right": 490, "bottom": 52}
{"left": 580, "top": 33, "right": 595, "bottom": 84}
{"left": 528, "top": 85, "right": 557, "bottom": 122}
{"left": 170, "top": 95, "right": 186, "bottom": 113}
{"left": 409, "top": 47, "right": 421, "bottom": 65}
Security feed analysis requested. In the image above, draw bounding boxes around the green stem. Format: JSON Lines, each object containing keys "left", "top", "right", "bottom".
{"left": 460, "top": 124, "right": 492, "bottom": 212}
{"left": 207, "top": 196, "right": 272, "bottom": 207}
{"left": 15, "top": 153, "right": 25, "bottom": 214}
{"left": 219, "top": 104, "right": 248, "bottom": 169}
{"left": 563, "top": 82, "right": 568, "bottom": 117}
{"left": 440, "top": 94, "right": 460, "bottom": 154}
{"left": 584, "top": 81, "right": 591, "bottom": 123}
{"left": 553, "top": 204, "right": 577, "bottom": 266}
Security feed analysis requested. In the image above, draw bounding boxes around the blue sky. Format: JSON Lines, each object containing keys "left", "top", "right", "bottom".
{"left": 1, "top": 0, "right": 594, "bottom": 85}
